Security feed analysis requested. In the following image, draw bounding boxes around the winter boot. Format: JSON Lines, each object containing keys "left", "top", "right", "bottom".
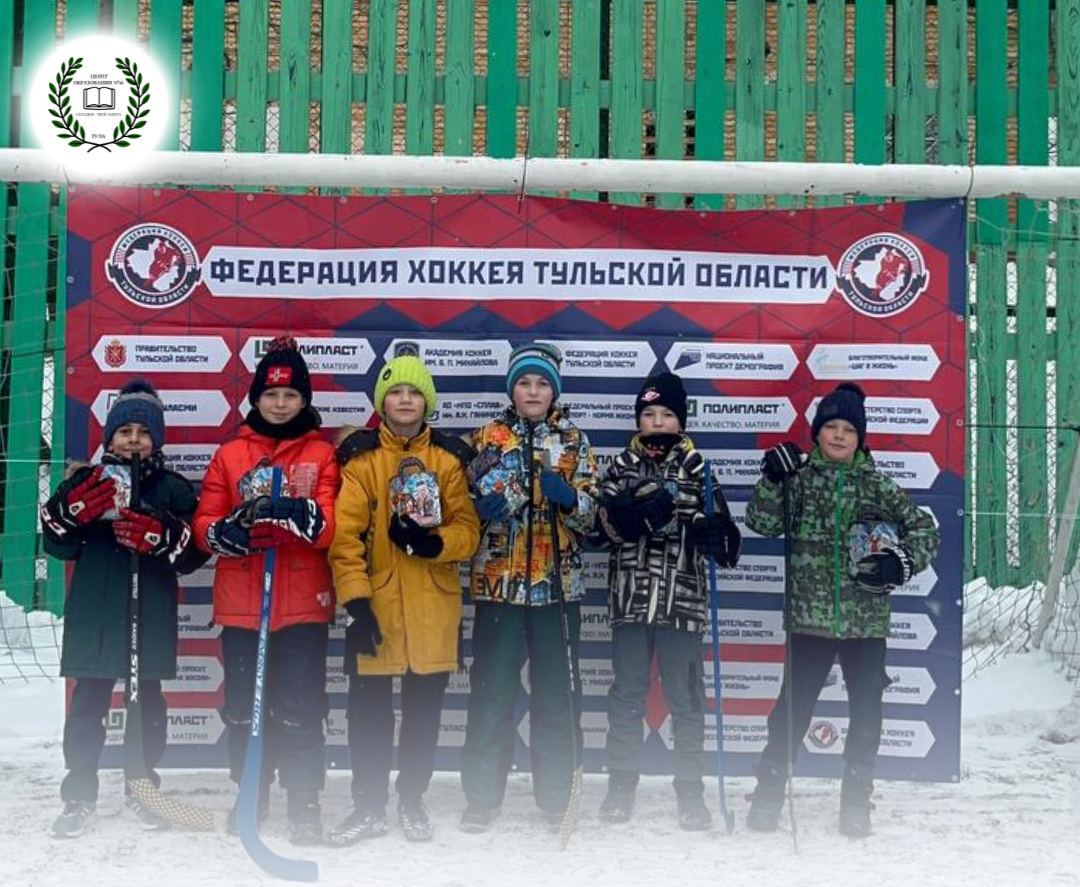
{"left": 838, "top": 764, "right": 875, "bottom": 838}
{"left": 285, "top": 789, "right": 323, "bottom": 846}
{"left": 598, "top": 771, "right": 638, "bottom": 824}
{"left": 745, "top": 761, "right": 787, "bottom": 832}
{"left": 50, "top": 801, "right": 97, "bottom": 839}
{"left": 125, "top": 794, "right": 171, "bottom": 831}
{"left": 459, "top": 804, "right": 500, "bottom": 834}
{"left": 328, "top": 807, "right": 389, "bottom": 846}
{"left": 398, "top": 797, "right": 434, "bottom": 842}
{"left": 225, "top": 788, "right": 270, "bottom": 835}
{"left": 675, "top": 787, "right": 714, "bottom": 832}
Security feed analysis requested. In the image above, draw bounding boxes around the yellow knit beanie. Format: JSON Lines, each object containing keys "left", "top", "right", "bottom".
{"left": 374, "top": 355, "right": 437, "bottom": 419}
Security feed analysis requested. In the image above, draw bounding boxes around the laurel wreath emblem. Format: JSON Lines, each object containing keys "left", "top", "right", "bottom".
{"left": 48, "top": 56, "right": 151, "bottom": 153}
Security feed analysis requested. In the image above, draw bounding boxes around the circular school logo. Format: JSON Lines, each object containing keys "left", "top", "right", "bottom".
{"left": 105, "top": 224, "right": 201, "bottom": 308}
{"left": 837, "top": 233, "right": 929, "bottom": 317}
{"left": 29, "top": 35, "right": 170, "bottom": 176}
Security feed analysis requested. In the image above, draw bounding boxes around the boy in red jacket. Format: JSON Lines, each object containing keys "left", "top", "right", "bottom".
{"left": 193, "top": 336, "right": 340, "bottom": 845}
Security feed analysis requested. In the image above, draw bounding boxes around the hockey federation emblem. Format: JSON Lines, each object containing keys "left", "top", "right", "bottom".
{"left": 105, "top": 223, "right": 201, "bottom": 309}
{"left": 103, "top": 338, "right": 127, "bottom": 368}
{"left": 807, "top": 719, "right": 841, "bottom": 749}
{"left": 837, "top": 233, "right": 929, "bottom": 317}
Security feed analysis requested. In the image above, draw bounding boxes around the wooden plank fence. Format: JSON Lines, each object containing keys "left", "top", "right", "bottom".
{"left": 1, "top": 0, "right": 1077, "bottom": 612}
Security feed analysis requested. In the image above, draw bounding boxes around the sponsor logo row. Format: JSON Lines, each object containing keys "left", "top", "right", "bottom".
{"left": 90, "top": 389, "right": 947, "bottom": 452}
{"left": 104, "top": 704, "right": 935, "bottom": 758}
{"left": 180, "top": 602, "right": 942, "bottom": 653}
{"left": 92, "top": 334, "right": 943, "bottom": 383}
{"left": 157, "top": 649, "right": 939, "bottom": 709}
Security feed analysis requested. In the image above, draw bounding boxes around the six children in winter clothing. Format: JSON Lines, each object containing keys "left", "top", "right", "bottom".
{"left": 42, "top": 336, "right": 940, "bottom": 844}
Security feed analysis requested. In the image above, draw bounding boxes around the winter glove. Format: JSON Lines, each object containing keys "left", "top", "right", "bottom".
{"left": 249, "top": 496, "right": 326, "bottom": 549}
{"left": 388, "top": 513, "right": 444, "bottom": 559}
{"left": 475, "top": 492, "right": 511, "bottom": 523}
{"left": 690, "top": 514, "right": 742, "bottom": 568}
{"left": 854, "top": 547, "right": 913, "bottom": 593}
{"left": 762, "top": 442, "right": 805, "bottom": 483}
{"left": 113, "top": 507, "right": 192, "bottom": 564}
{"left": 39, "top": 467, "right": 117, "bottom": 539}
{"left": 603, "top": 483, "right": 676, "bottom": 543}
{"left": 205, "top": 502, "right": 256, "bottom": 558}
{"left": 539, "top": 469, "right": 577, "bottom": 509}
{"left": 344, "top": 598, "right": 382, "bottom": 658}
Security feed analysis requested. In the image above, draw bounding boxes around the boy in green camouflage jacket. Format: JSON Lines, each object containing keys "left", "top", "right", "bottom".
{"left": 744, "top": 382, "right": 939, "bottom": 838}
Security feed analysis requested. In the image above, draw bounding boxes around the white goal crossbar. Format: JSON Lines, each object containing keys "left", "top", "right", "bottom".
{"left": 3, "top": 148, "right": 1080, "bottom": 198}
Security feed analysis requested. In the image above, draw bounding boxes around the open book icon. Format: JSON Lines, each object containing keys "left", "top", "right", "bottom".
{"left": 83, "top": 86, "right": 115, "bottom": 110}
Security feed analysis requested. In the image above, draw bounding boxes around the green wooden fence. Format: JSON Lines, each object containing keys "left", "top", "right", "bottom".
{"left": 1, "top": 0, "right": 1077, "bottom": 613}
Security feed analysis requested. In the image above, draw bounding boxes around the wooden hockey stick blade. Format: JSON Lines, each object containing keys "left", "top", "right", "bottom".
{"left": 127, "top": 777, "right": 215, "bottom": 832}
{"left": 558, "top": 764, "right": 584, "bottom": 850}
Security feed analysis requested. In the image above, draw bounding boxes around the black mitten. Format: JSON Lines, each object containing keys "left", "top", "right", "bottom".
{"left": 690, "top": 514, "right": 742, "bottom": 568}
{"left": 344, "top": 598, "right": 383, "bottom": 657}
{"left": 388, "top": 513, "right": 444, "bottom": 559}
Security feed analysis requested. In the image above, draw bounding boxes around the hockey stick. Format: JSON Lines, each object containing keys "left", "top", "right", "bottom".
{"left": 237, "top": 467, "right": 318, "bottom": 883}
{"left": 702, "top": 463, "right": 735, "bottom": 834}
{"left": 780, "top": 476, "right": 799, "bottom": 853}
{"left": 124, "top": 452, "right": 215, "bottom": 831}
{"left": 541, "top": 454, "right": 583, "bottom": 850}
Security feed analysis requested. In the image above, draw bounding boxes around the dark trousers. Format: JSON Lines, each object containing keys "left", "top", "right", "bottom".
{"left": 461, "top": 600, "right": 581, "bottom": 814}
{"left": 61, "top": 677, "right": 166, "bottom": 803}
{"left": 759, "top": 633, "right": 889, "bottom": 773}
{"left": 347, "top": 670, "right": 450, "bottom": 811}
{"left": 606, "top": 622, "right": 705, "bottom": 795}
{"left": 220, "top": 622, "right": 329, "bottom": 794}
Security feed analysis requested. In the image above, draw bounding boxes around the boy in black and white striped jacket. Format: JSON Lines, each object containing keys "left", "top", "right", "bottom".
{"left": 595, "top": 371, "right": 741, "bottom": 831}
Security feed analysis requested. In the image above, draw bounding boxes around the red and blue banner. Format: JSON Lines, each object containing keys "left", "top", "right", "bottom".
{"left": 65, "top": 188, "right": 965, "bottom": 781}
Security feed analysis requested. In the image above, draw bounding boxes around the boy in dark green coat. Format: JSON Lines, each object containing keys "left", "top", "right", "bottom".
{"left": 40, "top": 380, "right": 207, "bottom": 838}
{"left": 744, "top": 382, "right": 939, "bottom": 838}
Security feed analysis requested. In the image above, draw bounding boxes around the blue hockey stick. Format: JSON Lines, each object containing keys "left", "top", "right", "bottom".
{"left": 237, "top": 467, "right": 318, "bottom": 883}
{"left": 703, "top": 462, "right": 736, "bottom": 833}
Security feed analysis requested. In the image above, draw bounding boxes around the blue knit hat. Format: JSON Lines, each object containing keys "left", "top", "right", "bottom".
{"left": 104, "top": 379, "right": 166, "bottom": 451}
{"left": 812, "top": 382, "right": 867, "bottom": 446}
{"left": 506, "top": 341, "right": 563, "bottom": 399}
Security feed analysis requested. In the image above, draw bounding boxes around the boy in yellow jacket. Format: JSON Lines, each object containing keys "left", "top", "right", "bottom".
{"left": 328, "top": 356, "right": 480, "bottom": 844}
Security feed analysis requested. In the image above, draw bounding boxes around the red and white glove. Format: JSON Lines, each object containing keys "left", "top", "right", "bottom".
{"left": 113, "top": 507, "right": 192, "bottom": 564}
{"left": 39, "top": 467, "right": 117, "bottom": 539}
{"left": 249, "top": 497, "right": 325, "bottom": 549}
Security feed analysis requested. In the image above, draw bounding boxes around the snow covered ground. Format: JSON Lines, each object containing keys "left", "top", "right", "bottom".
{"left": 0, "top": 651, "right": 1077, "bottom": 887}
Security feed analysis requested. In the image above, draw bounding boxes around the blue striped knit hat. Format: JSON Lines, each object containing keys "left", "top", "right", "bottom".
{"left": 105, "top": 379, "right": 166, "bottom": 451}
{"left": 505, "top": 341, "right": 563, "bottom": 399}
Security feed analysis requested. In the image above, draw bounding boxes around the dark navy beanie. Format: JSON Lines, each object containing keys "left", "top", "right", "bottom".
{"left": 635, "top": 372, "right": 688, "bottom": 431}
{"left": 811, "top": 382, "right": 867, "bottom": 446}
{"left": 104, "top": 379, "right": 166, "bottom": 450}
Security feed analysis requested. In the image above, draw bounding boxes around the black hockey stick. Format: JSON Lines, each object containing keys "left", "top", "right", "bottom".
{"left": 237, "top": 467, "right": 318, "bottom": 882}
{"left": 124, "top": 452, "right": 214, "bottom": 831}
